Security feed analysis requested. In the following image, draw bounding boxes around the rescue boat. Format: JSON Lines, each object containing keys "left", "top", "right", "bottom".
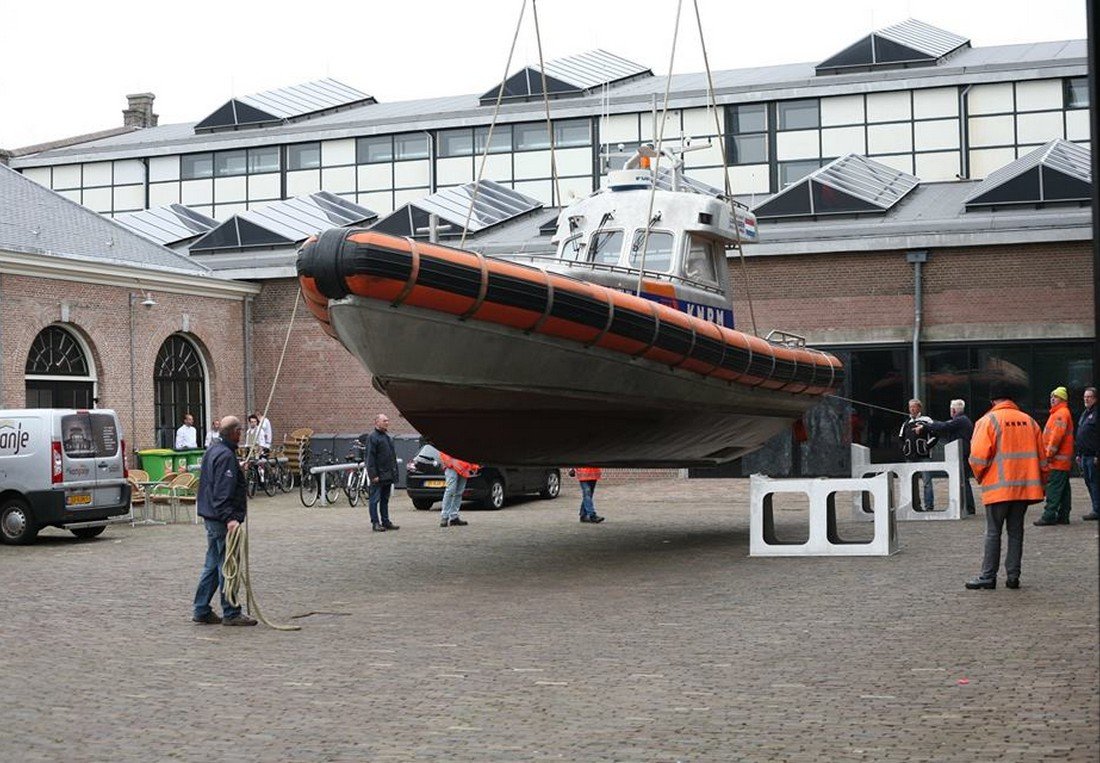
{"left": 297, "top": 145, "right": 844, "bottom": 466}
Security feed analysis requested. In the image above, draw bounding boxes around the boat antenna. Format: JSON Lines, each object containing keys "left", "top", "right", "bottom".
{"left": 635, "top": 0, "right": 684, "bottom": 297}
{"left": 461, "top": 0, "right": 528, "bottom": 249}
{"left": 692, "top": 0, "right": 758, "bottom": 336}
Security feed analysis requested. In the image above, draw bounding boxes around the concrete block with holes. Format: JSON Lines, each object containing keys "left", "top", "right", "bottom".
{"left": 850, "top": 440, "right": 966, "bottom": 521}
{"left": 749, "top": 472, "right": 898, "bottom": 557}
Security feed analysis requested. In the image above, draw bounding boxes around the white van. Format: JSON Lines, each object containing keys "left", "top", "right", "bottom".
{"left": 0, "top": 409, "right": 132, "bottom": 544}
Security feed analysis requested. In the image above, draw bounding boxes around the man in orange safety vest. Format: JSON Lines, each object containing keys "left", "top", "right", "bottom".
{"left": 439, "top": 452, "right": 479, "bottom": 528}
{"left": 1034, "top": 386, "right": 1075, "bottom": 526}
{"left": 571, "top": 467, "right": 605, "bottom": 523}
{"left": 965, "top": 383, "right": 1049, "bottom": 590}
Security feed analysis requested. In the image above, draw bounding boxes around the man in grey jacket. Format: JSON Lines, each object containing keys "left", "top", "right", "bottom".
{"left": 192, "top": 416, "right": 256, "bottom": 626}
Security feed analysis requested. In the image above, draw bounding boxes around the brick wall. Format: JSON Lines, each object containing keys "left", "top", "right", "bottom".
{"left": 727, "top": 241, "right": 1094, "bottom": 342}
{"left": 0, "top": 274, "right": 247, "bottom": 457}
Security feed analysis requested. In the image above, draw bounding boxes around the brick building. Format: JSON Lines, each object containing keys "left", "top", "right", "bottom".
{"left": 1, "top": 18, "right": 1094, "bottom": 472}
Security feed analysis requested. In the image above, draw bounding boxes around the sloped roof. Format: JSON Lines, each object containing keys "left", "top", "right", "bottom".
{"left": 0, "top": 164, "right": 208, "bottom": 273}
{"left": 816, "top": 19, "right": 970, "bottom": 75}
{"left": 195, "top": 79, "right": 375, "bottom": 133}
{"left": 480, "top": 50, "right": 651, "bottom": 105}
{"left": 754, "top": 154, "right": 919, "bottom": 219}
{"left": 114, "top": 204, "right": 219, "bottom": 247}
{"left": 189, "top": 191, "right": 376, "bottom": 253}
{"left": 372, "top": 180, "right": 543, "bottom": 238}
{"left": 965, "top": 139, "right": 1091, "bottom": 208}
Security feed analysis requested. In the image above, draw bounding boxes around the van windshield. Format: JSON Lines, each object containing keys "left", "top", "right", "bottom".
{"left": 61, "top": 413, "right": 119, "bottom": 459}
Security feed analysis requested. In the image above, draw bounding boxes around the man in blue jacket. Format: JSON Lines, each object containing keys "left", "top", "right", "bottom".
{"left": 192, "top": 416, "right": 256, "bottom": 626}
{"left": 364, "top": 413, "right": 400, "bottom": 533}
{"left": 1078, "top": 386, "right": 1099, "bottom": 521}
{"left": 916, "top": 398, "right": 975, "bottom": 515}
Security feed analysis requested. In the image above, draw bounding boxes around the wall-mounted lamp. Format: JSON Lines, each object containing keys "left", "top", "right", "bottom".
{"left": 140, "top": 293, "right": 157, "bottom": 308}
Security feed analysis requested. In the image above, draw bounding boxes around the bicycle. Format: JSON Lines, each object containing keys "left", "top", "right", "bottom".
{"left": 298, "top": 445, "right": 319, "bottom": 507}
{"left": 344, "top": 442, "right": 368, "bottom": 506}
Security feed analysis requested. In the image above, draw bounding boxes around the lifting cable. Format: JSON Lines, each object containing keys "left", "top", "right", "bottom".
{"left": 531, "top": 0, "right": 562, "bottom": 210}
{"left": 691, "top": 0, "right": 758, "bottom": 337}
{"left": 220, "top": 287, "right": 304, "bottom": 631}
{"left": 461, "top": 0, "right": 528, "bottom": 249}
{"left": 636, "top": 0, "right": 684, "bottom": 297}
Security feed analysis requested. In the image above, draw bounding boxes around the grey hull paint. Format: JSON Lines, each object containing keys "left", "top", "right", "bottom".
{"left": 329, "top": 296, "right": 816, "bottom": 467}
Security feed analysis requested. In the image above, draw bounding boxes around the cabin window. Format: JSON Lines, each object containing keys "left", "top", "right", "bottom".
{"left": 589, "top": 230, "right": 624, "bottom": 265}
{"left": 683, "top": 236, "right": 719, "bottom": 284}
{"left": 559, "top": 234, "right": 585, "bottom": 260}
{"left": 628, "top": 230, "right": 674, "bottom": 272}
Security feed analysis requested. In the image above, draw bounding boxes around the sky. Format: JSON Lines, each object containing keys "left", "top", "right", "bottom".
{"left": 0, "top": 0, "right": 1089, "bottom": 150}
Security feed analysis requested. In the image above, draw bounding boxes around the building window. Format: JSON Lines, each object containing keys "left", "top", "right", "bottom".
{"left": 154, "top": 335, "right": 206, "bottom": 449}
{"left": 778, "top": 99, "right": 820, "bottom": 131}
{"left": 394, "top": 133, "right": 429, "bottom": 160}
{"left": 181, "top": 153, "right": 214, "bottom": 180}
{"left": 24, "top": 325, "right": 94, "bottom": 409}
{"left": 439, "top": 129, "right": 473, "bottom": 158}
{"left": 554, "top": 119, "right": 590, "bottom": 147}
{"left": 356, "top": 136, "right": 393, "bottom": 164}
{"left": 729, "top": 104, "right": 768, "bottom": 165}
{"left": 475, "top": 125, "right": 512, "bottom": 154}
{"left": 779, "top": 159, "right": 823, "bottom": 187}
{"left": 288, "top": 142, "right": 321, "bottom": 171}
{"left": 214, "top": 150, "right": 248, "bottom": 177}
{"left": 514, "top": 122, "right": 552, "bottom": 151}
{"left": 248, "top": 146, "right": 281, "bottom": 173}
{"left": 1065, "top": 77, "right": 1089, "bottom": 109}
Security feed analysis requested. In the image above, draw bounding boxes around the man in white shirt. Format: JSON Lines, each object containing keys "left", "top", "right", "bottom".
{"left": 175, "top": 413, "right": 198, "bottom": 449}
{"left": 245, "top": 414, "right": 272, "bottom": 455}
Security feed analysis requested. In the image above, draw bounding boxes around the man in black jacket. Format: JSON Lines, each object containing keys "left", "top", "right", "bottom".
{"left": 899, "top": 399, "right": 937, "bottom": 511}
{"left": 917, "top": 398, "right": 975, "bottom": 515}
{"left": 364, "top": 414, "right": 400, "bottom": 533}
{"left": 192, "top": 416, "right": 256, "bottom": 627}
{"left": 1078, "top": 386, "right": 1099, "bottom": 520}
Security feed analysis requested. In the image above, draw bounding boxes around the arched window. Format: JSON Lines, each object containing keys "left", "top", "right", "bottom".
{"left": 25, "top": 325, "right": 96, "bottom": 408}
{"left": 154, "top": 335, "right": 207, "bottom": 448}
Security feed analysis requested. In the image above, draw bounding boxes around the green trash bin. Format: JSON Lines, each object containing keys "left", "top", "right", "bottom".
{"left": 138, "top": 448, "right": 176, "bottom": 481}
{"left": 184, "top": 449, "right": 205, "bottom": 471}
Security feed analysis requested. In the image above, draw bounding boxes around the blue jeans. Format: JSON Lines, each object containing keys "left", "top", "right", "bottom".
{"left": 920, "top": 472, "right": 935, "bottom": 510}
{"left": 441, "top": 468, "right": 466, "bottom": 520}
{"left": 193, "top": 519, "right": 240, "bottom": 619}
{"left": 369, "top": 480, "right": 393, "bottom": 525}
{"left": 579, "top": 480, "right": 598, "bottom": 518}
{"left": 1082, "top": 457, "right": 1099, "bottom": 516}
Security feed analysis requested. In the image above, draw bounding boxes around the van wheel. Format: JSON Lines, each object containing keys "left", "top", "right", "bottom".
{"left": 412, "top": 498, "right": 434, "bottom": 511}
{"left": 1, "top": 499, "right": 39, "bottom": 545}
{"left": 71, "top": 526, "right": 106, "bottom": 540}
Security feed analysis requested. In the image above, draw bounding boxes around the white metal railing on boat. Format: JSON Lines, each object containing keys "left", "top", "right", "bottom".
{"left": 494, "top": 253, "right": 727, "bottom": 296}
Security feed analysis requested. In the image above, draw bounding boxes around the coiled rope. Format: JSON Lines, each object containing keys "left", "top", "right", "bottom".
{"left": 223, "top": 523, "right": 301, "bottom": 631}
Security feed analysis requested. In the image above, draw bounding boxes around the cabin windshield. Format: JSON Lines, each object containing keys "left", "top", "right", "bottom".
{"left": 628, "top": 230, "right": 675, "bottom": 273}
{"left": 684, "top": 235, "right": 719, "bottom": 284}
{"left": 589, "top": 230, "right": 624, "bottom": 266}
{"left": 559, "top": 234, "right": 585, "bottom": 261}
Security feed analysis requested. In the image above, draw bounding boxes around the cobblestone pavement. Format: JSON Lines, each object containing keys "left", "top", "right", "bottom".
{"left": 2, "top": 477, "right": 1096, "bottom": 762}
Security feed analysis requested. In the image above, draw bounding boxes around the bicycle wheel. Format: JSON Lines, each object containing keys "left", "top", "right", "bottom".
{"left": 263, "top": 462, "right": 278, "bottom": 497}
{"left": 299, "top": 468, "right": 319, "bottom": 508}
{"left": 345, "top": 470, "right": 361, "bottom": 506}
{"left": 278, "top": 462, "right": 294, "bottom": 492}
{"left": 323, "top": 469, "right": 341, "bottom": 505}
{"left": 246, "top": 464, "right": 258, "bottom": 497}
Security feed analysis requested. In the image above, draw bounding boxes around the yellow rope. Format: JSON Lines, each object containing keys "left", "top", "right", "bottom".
{"left": 223, "top": 524, "right": 301, "bottom": 631}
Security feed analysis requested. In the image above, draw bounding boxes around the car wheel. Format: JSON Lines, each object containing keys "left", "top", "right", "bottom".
{"left": 482, "top": 477, "right": 505, "bottom": 510}
{"left": 539, "top": 470, "right": 561, "bottom": 499}
{"left": 70, "top": 526, "right": 106, "bottom": 540}
{"left": 1, "top": 499, "right": 39, "bottom": 545}
{"left": 412, "top": 498, "right": 434, "bottom": 511}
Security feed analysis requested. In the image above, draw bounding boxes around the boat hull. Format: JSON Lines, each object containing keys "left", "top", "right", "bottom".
{"left": 330, "top": 296, "right": 814, "bottom": 466}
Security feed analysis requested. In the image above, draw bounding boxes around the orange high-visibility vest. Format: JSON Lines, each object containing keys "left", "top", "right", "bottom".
{"left": 969, "top": 400, "right": 1048, "bottom": 505}
{"left": 574, "top": 467, "right": 602, "bottom": 482}
{"left": 1042, "top": 400, "right": 1075, "bottom": 472}
{"left": 439, "top": 452, "right": 479, "bottom": 478}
